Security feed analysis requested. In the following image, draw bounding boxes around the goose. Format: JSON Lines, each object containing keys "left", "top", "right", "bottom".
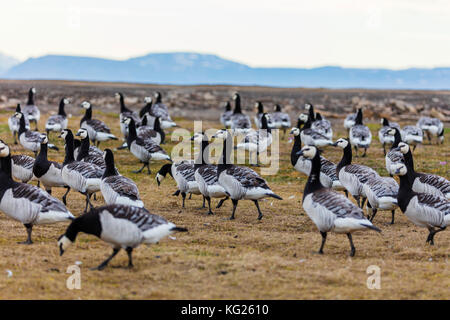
{"left": 32, "top": 133, "right": 70, "bottom": 205}
{"left": 417, "top": 116, "right": 444, "bottom": 144}
{"left": 116, "top": 92, "right": 140, "bottom": 149}
{"left": 270, "top": 104, "right": 291, "bottom": 135}
{"left": 334, "top": 138, "right": 379, "bottom": 208}
{"left": 392, "top": 162, "right": 449, "bottom": 245}
{"left": 0, "top": 140, "right": 74, "bottom": 244}
{"left": 135, "top": 114, "right": 165, "bottom": 145}
{"left": 235, "top": 113, "right": 273, "bottom": 166}
{"left": 101, "top": 149, "right": 143, "bottom": 207}
{"left": 298, "top": 113, "right": 333, "bottom": 148}
{"left": 304, "top": 103, "right": 316, "bottom": 122}
{"left": 73, "top": 138, "right": 102, "bottom": 160}
{"left": 230, "top": 93, "right": 252, "bottom": 134}
{"left": 192, "top": 132, "right": 228, "bottom": 215}
{"left": 297, "top": 145, "right": 381, "bottom": 256}
{"left": 124, "top": 117, "right": 171, "bottom": 174}
{"left": 378, "top": 118, "right": 400, "bottom": 155}
{"left": 344, "top": 112, "right": 357, "bottom": 130}
{"left": 349, "top": 109, "right": 372, "bottom": 157}
{"left": 58, "top": 204, "right": 187, "bottom": 270}
{"left": 220, "top": 101, "right": 233, "bottom": 128}
{"left": 11, "top": 154, "right": 35, "bottom": 183}
{"left": 22, "top": 87, "right": 40, "bottom": 130}
{"left": 253, "top": 101, "right": 274, "bottom": 129}
{"left": 384, "top": 127, "right": 404, "bottom": 176}
{"left": 212, "top": 129, "right": 282, "bottom": 220}
{"left": 401, "top": 125, "right": 423, "bottom": 151}
{"left": 149, "top": 91, "right": 177, "bottom": 129}
{"left": 59, "top": 129, "right": 103, "bottom": 212}
{"left": 311, "top": 112, "right": 333, "bottom": 140}
{"left": 75, "top": 128, "right": 106, "bottom": 170}
{"left": 393, "top": 142, "right": 450, "bottom": 199}
{"left": 139, "top": 97, "right": 152, "bottom": 119}
{"left": 363, "top": 176, "right": 398, "bottom": 224}
{"left": 80, "top": 101, "right": 118, "bottom": 147}
{"left": 45, "top": 98, "right": 69, "bottom": 135}
{"left": 8, "top": 104, "right": 30, "bottom": 144}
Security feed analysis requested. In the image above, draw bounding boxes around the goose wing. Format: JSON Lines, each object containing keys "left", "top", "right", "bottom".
{"left": 350, "top": 125, "right": 371, "bottom": 141}
{"left": 103, "top": 176, "right": 140, "bottom": 200}
{"left": 410, "top": 194, "right": 450, "bottom": 227}
{"left": 198, "top": 165, "right": 218, "bottom": 185}
{"left": 312, "top": 189, "right": 366, "bottom": 220}
{"left": 12, "top": 155, "right": 35, "bottom": 170}
{"left": 66, "top": 161, "right": 103, "bottom": 179}
{"left": 226, "top": 166, "right": 270, "bottom": 190}
{"left": 46, "top": 115, "right": 66, "bottom": 125}
{"left": 105, "top": 205, "right": 168, "bottom": 232}
{"left": 86, "top": 119, "right": 111, "bottom": 133}
{"left": 11, "top": 183, "right": 69, "bottom": 214}
{"left": 320, "top": 157, "right": 338, "bottom": 181}
{"left": 175, "top": 162, "right": 196, "bottom": 181}
{"left": 23, "top": 130, "right": 41, "bottom": 143}
{"left": 418, "top": 174, "right": 450, "bottom": 196}
{"left": 231, "top": 114, "right": 251, "bottom": 129}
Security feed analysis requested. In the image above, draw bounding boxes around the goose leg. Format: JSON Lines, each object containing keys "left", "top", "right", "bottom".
{"left": 354, "top": 146, "right": 358, "bottom": 157}
{"left": 361, "top": 197, "right": 367, "bottom": 208}
{"left": 353, "top": 195, "right": 361, "bottom": 208}
{"left": 205, "top": 196, "right": 213, "bottom": 215}
{"left": 133, "top": 163, "right": 146, "bottom": 174}
{"left": 426, "top": 227, "right": 446, "bottom": 245}
{"left": 189, "top": 193, "right": 192, "bottom": 200}
{"left": 362, "top": 148, "right": 367, "bottom": 157}
{"left": 18, "top": 224, "right": 33, "bottom": 244}
{"left": 91, "top": 248, "right": 120, "bottom": 271}
{"left": 318, "top": 232, "right": 327, "bottom": 254}
{"left": 229, "top": 199, "right": 238, "bottom": 220}
{"left": 347, "top": 233, "right": 356, "bottom": 257}
{"left": 13, "top": 132, "right": 17, "bottom": 145}
{"left": 253, "top": 200, "right": 263, "bottom": 220}
{"left": 426, "top": 131, "right": 431, "bottom": 143}
{"left": 126, "top": 247, "right": 134, "bottom": 268}
{"left": 344, "top": 190, "right": 348, "bottom": 198}
{"left": 181, "top": 192, "right": 186, "bottom": 208}
{"left": 62, "top": 186, "right": 70, "bottom": 205}
{"left": 37, "top": 180, "right": 41, "bottom": 188}
{"left": 390, "top": 210, "right": 395, "bottom": 225}
{"left": 87, "top": 194, "right": 94, "bottom": 209}
{"left": 382, "top": 143, "right": 386, "bottom": 156}
{"left": 172, "top": 190, "right": 180, "bottom": 196}
{"left": 370, "top": 209, "right": 378, "bottom": 222}
{"left": 146, "top": 163, "right": 151, "bottom": 175}
{"left": 202, "top": 196, "right": 206, "bottom": 208}
{"left": 216, "top": 196, "right": 229, "bottom": 209}
{"left": 46, "top": 188, "right": 52, "bottom": 195}
{"left": 413, "top": 145, "right": 417, "bottom": 152}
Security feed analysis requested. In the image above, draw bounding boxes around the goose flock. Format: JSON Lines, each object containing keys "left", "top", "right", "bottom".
{"left": 0, "top": 87, "right": 448, "bottom": 271}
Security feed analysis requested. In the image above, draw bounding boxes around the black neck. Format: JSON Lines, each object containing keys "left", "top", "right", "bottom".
{"left": 275, "top": 104, "right": 281, "bottom": 112}
{"left": 308, "top": 104, "right": 315, "bottom": 121}
{"left": 303, "top": 152, "right": 324, "bottom": 199}
{"left": 102, "top": 152, "right": 118, "bottom": 178}
{"left": 0, "top": 154, "right": 13, "bottom": 179}
{"left": 337, "top": 142, "right": 352, "bottom": 174}
{"left": 225, "top": 102, "right": 231, "bottom": 111}
{"left": 195, "top": 139, "right": 210, "bottom": 169}
{"left": 158, "top": 163, "right": 173, "bottom": 178}
{"left": 382, "top": 118, "right": 389, "bottom": 126}
{"left": 291, "top": 134, "right": 302, "bottom": 166}
{"left": 392, "top": 129, "right": 402, "bottom": 148}
{"left": 316, "top": 113, "right": 322, "bottom": 121}
{"left": 154, "top": 117, "right": 165, "bottom": 143}
{"left": 155, "top": 93, "right": 162, "bottom": 103}
{"left": 256, "top": 102, "right": 263, "bottom": 114}
{"left": 140, "top": 101, "right": 152, "bottom": 118}
{"left": 58, "top": 99, "right": 67, "bottom": 116}
{"left": 119, "top": 94, "right": 131, "bottom": 113}
{"left": 63, "top": 132, "right": 76, "bottom": 165}
{"left": 18, "top": 114, "right": 27, "bottom": 135}
{"left": 27, "top": 89, "right": 35, "bottom": 105}
{"left": 37, "top": 142, "right": 48, "bottom": 161}
{"left": 81, "top": 106, "right": 92, "bottom": 125}
{"left": 302, "top": 116, "right": 312, "bottom": 130}
{"left": 355, "top": 109, "right": 363, "bottom": 125}
{"left": 260, "top": 115, "right": 270, "bottom": 132}
{"left": 126, "top": 119, "right": 137, "bottom": 148}
{"left": 66, "top": 211, "right": 102, "bottom": 241}
{"left": 233, "top": 96, "right": 242, "bottom": 114}
{"left": 141, "top": 114, "right": 148, "bottom": 126}
{"left": 397, "top": 171, "right": 417, "bottom": 212}
{"left": 218, "top": 134, "right": 233, "bottom": 175}
{"left": 76, "top": 136, "right": 90, "bottom": 161}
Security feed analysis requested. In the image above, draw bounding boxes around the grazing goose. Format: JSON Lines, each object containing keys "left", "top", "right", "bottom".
{"left": 101, "top": 149, "right": 143, "bottom": 207}
{"left": 393, "top": 163, "right": 449, "bottom": 245}
{"left": 139, "top": 97, "right": 152, "bottom": 119}
{"left": 344, "top": 112, "right": 357, "bottom": 130}
{"left": 212, "top": 129, "right": 282, "bottom": 220}
{"left": 401, "top": 125, "right": 423, "bottom": 151}
{"left": 311, "top": 112, "right": 332, "bottom": 140}
{"left": 58, "top": 204, "right": 187, "bottom": 270}
{"left": 22, "top": 87, "right": 40, "bottom": 130}
{"left": 298, "top": 114, "right": 333, "bottom": 148}
{"left": 230, "top": 93, "right": 252, "bottom": 134}
{"left": 378, "top": 118, "right": 400, "bottom": 155}
{"left": 149, "top": 91, "right": 177, "bottom": 129}
{"left": 45, "top": 98, "right": 69, "bottom": 135}
{"left": 124, "top": 117, "right": 171, "bottom": 174}
{"left": 334, "top": 138, "right": 378, "bottom": 208}
{"left": 417, "top": 116, "right": 444, "bottom": 144}
{"left": 32, "top": 134, "right": 70, "bottom": 205}
{"left": 116, "top": 92, "right": 140, "bottom": 149}
{"left": 235, "top": 113, "right": 273, "bottom": 166}
{"left": 363, "top": 176, "right": 398, "bottom": 224}
{"left": 220, "top": 101, "right": 233, "bottom": 128}
{"left": 384, "top": 127, "right": 404, "bottom": 176}
{"left": 0, "top": 141, "right": 74, "bottom": 244}
{"left": 270, "top": 104, "right": 291, "bottom": 135}
{"left": 59, "top": 129, "right": 103, "bottom": 212}
{"left": 11, "top": 154, "right": 35, "bottom": 183}
{"left": 349, "top": 109, "right": 372, "bottom": 157}
{"left": 80, "top": 101, "right": 118, "bottom": 147}
{"left": 8, "top": 104, "right": 30, "bottom": 144}
{"left": 75, "top": 128, "right": 106, "bottom": 170}
{"left": 135, "top": 114, "right": 165, "bottom": 145}
{"left": 192, "top": 132, "right": 228, "bottom": 215}
{"left": 298, "top": 145, "right": 381, "bottom": 256}
{"left": 393, "top": 142, "right": 450, "bottom": 199}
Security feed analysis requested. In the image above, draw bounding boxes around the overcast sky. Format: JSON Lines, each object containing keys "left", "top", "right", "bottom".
{"left": 2, "top": 0, "right": 450, "bottom": 69}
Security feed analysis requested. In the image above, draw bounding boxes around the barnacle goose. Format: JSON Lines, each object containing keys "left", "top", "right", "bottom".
{"left": 0, "top": 141, "right": 73, "bottom": 244}
{"left": 124, "top": 117, "right": 171, "bottom": 174}
{"left": 270, "top": 104, "right": 291, "bottom": 135}
{"left": 22, "top": 88, "right": 40, "bottom": 130}
{"left": 58, "top": 204, "right": 187, "bottom": 270}
{"left": 235, "top": 113, "right": 273, "bottom": 166}
{"left": 116, "top": 92, "right": 140, "bottom": 149}
{"left": 230, "top": 93, "right": 252, "bottom": 134}
{"left": 384, "top": 127, "right": 404, "bottom": 176}
{"left": 220, "top": 101, "right": 233, "bottom": 128}
{"left": 298, "top": 145, "right": 381, "bottom": 256}
{"left": 59, "top": 129, "right": 103, "bottom": 212}
{"left": 417, "top": 117, "right": 444, "bottom": 144}
{"left": 135, "top": 114, "right": 165, "bottom": 145}
{"left": 401, "top": 125, "right": 423, "bottom": 151}
{"left": 311, "top": 112, "right": 332, "bottom": 140}
{"left": 334, "top": 138, "right": 378, "bottom": 208}
{"left": 344, "top": 112, "right": 357, "bottom": 130}
{"left": 11, "top": 154, "right": 35, "bottom": 183}
{"left": 363, "top": 176, "right": 398, "bottom": 224}
{"left": 8, "top": 104, "right": 30, "bottom": 144}
{"left": 80, "top": 101, "right": 118, "bottom": 147}
{"left": 349, "top": 109, "right": 372, "bottom": 157}
{"left": 212, "top": 129, "right": 282, "bottom": 220}
{"left": 392, "top": 163, "right": 449, "bottom": 245}
{"left": 45, "top": 98, "right": 69, "bottom": 135}
{"left": 393, "top": 142, "right": 450, "bottom": 199}
{"left": 101, "top": 149, "right": 143, "bottom": 207}
{"left": 150, "top": 91, "right": 177, "bottom": 129}
{"left": 192, "top": 132, "right": 228, "bottom": 215}
{"left": 32, "top": 133, "right": 70, "bottom": 205}
{"left": 378, "top": 118, "right": 400, "bottom": 155}
{"left": 75, "top": 128, "right": 106, "bottom": 170}
{"left": 298, "top": 113, "right": 333, "bottom": 148}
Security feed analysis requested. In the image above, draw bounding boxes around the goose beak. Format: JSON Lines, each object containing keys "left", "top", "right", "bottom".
{"left": 331, "top": 142, "right": 338, "bottom": 147}
{"left": 394, "top": 168, "right": 402, "bottom": 175}
{"left": 296, "top": 150, "right": 304, "bottom": 156}
{"left": 75, "top": 132, "right": 81, "bottom": 136}
{"left": 190, "top": 136, "right": 195, "bottom": 141}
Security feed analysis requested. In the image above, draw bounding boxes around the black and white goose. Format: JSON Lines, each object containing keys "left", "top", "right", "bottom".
{"left": 392, "top": 162, "right": 449, "bottom": 245}
{"left": 349, "top": 108, "right": 372, "bottom": 157}
{"left": 363, "top": 176, "right": 398, "bottom": 224}
{"left": 311, "top": 112, "right": 332, "bottom": 140}
{"left": 378, "top": 118, "right": 400, "bottom": 155}
{"left": 298, "top": 145, "right": 381, "bottom": 256}
{"left": 116, "top": 92, "right": 140, "bottom": 149}
{"left": 22, "top": 87, "right": 40, "bottom": 130}
{"left": 135, "top": 114, "right": 165, "bottom": 145}
{"left": 212, "top": 129, "right": 282, "bottom": 220}
{"left": 230, "top": 93, "right": 252, "bottom": 134}
{"left": 32, "top": 133, "right": 70, "bottom": 205}
{"left": 417, "top": 116, "right": 444, "bottom": 144}
{"left": 101, "top": 149, "right": 143, "bottom": 207}
{"left": 401, "top": 125, "right": 423, "bottom": 151}
{"left": 270, "top": 104, "right": 291, "bottom": 135}
{"left": 45, "top": 98, "right": 69, "bottom": 135}
{"left": 58, "top": 204, "right": 187, "bottom": 270}
{"left": 59, "top": 129, "right": 103, "bottom": 212}
{"left": 8, "top": 104, "right": 30, "bottom": 144}
{"left": 80, "top": 101, "right": 118, "bottom": 147}
{"left": 220, "top": 101, "right": 233, "bottom": 128}
{"left": 75, "top": 128, "right": 106, "bottom": 170}
{"left": 393, "top": 142, "right": 450, "bottom": 200}
{"left": 298, "top": 113, "right": 333, "bottom": 148}
{"left": 149, "top": 91, "right": 177, "bottom": 129}
{"left": 124, "top": 117, "right": 171, "bottom": 174}
{"left": 0, "top": 141, "right": 73, "bottom": 244}
{"left": 384, "top": 127, "right": 404, "bottom": 176}
{"left": 11, "top": 154, "right": 35, "bottom": 183}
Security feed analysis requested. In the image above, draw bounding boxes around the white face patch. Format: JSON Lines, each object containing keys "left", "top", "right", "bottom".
{"left": 301, "top": 146, "right": 317, "bottom": 159}
{"left": 40, "top": 134, "right": 48, "bottom": 144}
{"left": 193, "top": 133, "right": 204, "bottom": 143}
{"left": 31, "top": 88, "right": 36, "bottom": 93}
{"left": 81, "top": 101, "right": 90, "bottom": 109}
{"left": 64, "top": 99, "right": 69, "bottom": 104}
{"left": 290, "top": 127, "right": 300, "bottom": 136}
{"left": 305, "top": 104, "right": 311, "bottom": 110}
{"left": 156, "top": 173, "right": 165, "bottom": 184}
{"left": 58, "top": 235, "right": 73, "bottom": 252}
{"left": 14, "top": 112, "right": 22, "bottom": 119}
{"left": 0, "top": 144, "right": 10, "bottom": 157}
{"left": 299, "top": 114, "right": 308, "bottom": 122}
{"left": 60, "top": 130, "right": 68, "bottom": 139}
{"left": 387, "top": 128, "right": 395, "bottom": 136}
{"left": 214, "top": 129, "right": 227, "bottom": 139}
{"left": 398, "top": 142, "right": 409, "bottom": 154}
{"left": 124, "top": 118, "right": 131, "bottom": 125}
{"left": 335, "top": 138, "right": 349, "bottom": 148}
{"left": 77, "top": 129, "right": 88, "bottom": 139}
{"left": 144, "top": 97, "right": 152, "bottom": 103}
{"left": 394, "top": 163, "right": 407, "bottom": 176}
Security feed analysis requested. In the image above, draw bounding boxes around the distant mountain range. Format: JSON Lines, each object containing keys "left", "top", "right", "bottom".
{"left": 0, "top": 53, "right": 19, "bottom": 75}
{"left": 1, "top": 52, "right": 450, "bottom": 89}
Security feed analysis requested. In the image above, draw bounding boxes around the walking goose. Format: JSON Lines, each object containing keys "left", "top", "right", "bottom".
{"left": 363, "top": 176, "right": 398, "bottom": 224}
{"left": 392, "top": 162, "right": 449, "bottom": 245}
{"left": 80, "top": 101, "right": 118, "bottom": 147}
{"left": 384, "top": 127, "right": 404, "bottom": 176}
{"left": 59, "top": 129, "right": 103, "bottom": 212}
{"left": 116, "top": 92, "right": 140, "bottom": 149}
{"left": 270, "top": 104, "right": 291, "bottom": 135}
{"left": 58, "top": 204, "right": 187, "bottom": 270}
{"left": 22, "top": 87, "right": 40, "bottom": 130}
{"left": 212, "top": 129, "right": 282, "bottom": 220}
{"left": 417, "top": 117, "right": 444, "bottom": 144}
{"left": 8, "top": 104, "right": 30, "bottom": 144}
{"left": 401, "top": 125, "right": 423, "bottom": 151}
{"left": 0, "top": 140, "right": 74, "bottom": 244}
{"left": 101, "top": 149, "right": 143, "bottom": 207}
{"left": 378, "top": 118, "right": 400, "bottom": 155}
{"left": 298, "top": 113, "right": 333, "bottom": 148}
{"left": 124, "top": 117, "right": 171, "bottom": 174}
{"left": 32, "top": 134, "right": 70, "bottom": 204}
{"left": 297, "top": 145, "right": 381, "bottom": 256}
{"left": 11, "top": 154, "right": 35, "bottom": 183}
{"left": 150, "top": 91, "right": 177, "bottom": 129}
{"left": 45, "top": 98, "right": 69, "bottom": 135}
{"left": 230, "top": 93, "right": 252, "bottom": 134}
{"left": 349, "top": 109, "right": 372, "bottom": 157}
{"left": 311, "top": 112, "right": 332, "bottom": 140}
{"left": 220, "top": 101, "right": 233, "bottom": 128}
{"left": 75, "top": 128, "right": 106, "bottom": 170}
{"left": 135, "top": 114, "right": 165, "bottom": 145}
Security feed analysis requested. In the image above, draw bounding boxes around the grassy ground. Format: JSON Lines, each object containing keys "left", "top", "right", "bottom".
{"left": 0, "top": 111, "right": 448, "bottom": 300}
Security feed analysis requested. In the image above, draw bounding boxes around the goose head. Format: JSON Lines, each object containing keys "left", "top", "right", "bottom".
{"left": 81, "top": 101, "right": 91, "bottom": 109}
{"left": 191, "top": 132, "right": 206, "bottom": 143}
{"left": 333, "top": 138, "right": 349, "bottom": 148}
{"left": 296, "top": 145, "right": 317, "bottom": 159}
{"left": 397, "top": 142, "right": 410, "bottom": 154}
{"left": 39, "top": 133, "right": 48, "bottom": 144}
{"left": 298, "top": 113, "right": 308, "bottom": 123}
{"left": 393, "top": 163, "right": 408, "bottom": 176}
{"left": 76, "top": 128, "right": 89, "bottom": 139}
{"left": 0, "top": 141, "right": 10, "bottom": 158}
{"left": 13, "top": 112, "right": 23, "bottom": 119}
{"left": 57, "top": 234, "right": 73, "bottom": 256}
{"left": 385, "top": 127, "right": 397, "bottom": 136}
{"left": 144, "top": 96, "right": 152, "bottom": 103}
{"left": 59, "top": 129, "right": 70, "bottom": 140}
{"left": 212, "top": 129, "right": 228, "bottom": 139}
{"left": 290, "top": 127, "right": 300, "bottom": 136}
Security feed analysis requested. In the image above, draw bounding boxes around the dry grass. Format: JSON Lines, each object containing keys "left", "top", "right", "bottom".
{"left": 0, "top": 109, "right": 448, "bottom": 300}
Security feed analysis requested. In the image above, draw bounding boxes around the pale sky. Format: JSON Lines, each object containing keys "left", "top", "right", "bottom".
{"left": 1, "top": 0, "right": 450, "bottom": 69}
